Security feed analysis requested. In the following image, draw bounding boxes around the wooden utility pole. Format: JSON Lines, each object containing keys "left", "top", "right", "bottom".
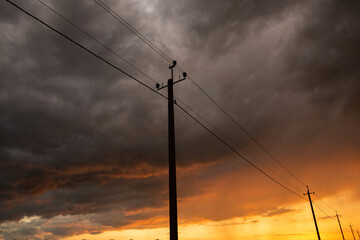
{"left": 156, "top": 61, "right": 186, "bottom": 240}
{"left": 350, "top": 224, "right": 356, "bottom": 240}
{"left": 168, "top": 61, "right": 178, "bottom": 240}
{"left": 336, "top": 211, "right": 345, "bottom": 240}
{"left": 304, "top": 186, "right": 321, "bottom": 240}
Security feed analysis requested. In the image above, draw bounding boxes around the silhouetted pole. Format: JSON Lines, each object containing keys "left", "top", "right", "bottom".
{"left": 168, "top": 61, "right": 178, "bottom": 240}
{"left": 156, "top": 61, "right": 186, "bottom": 240}
{"left": 357, "top": 230, "right": 360, "bottom": 239}
{"left": 336, "top": 211, "right": 345, "bottom": 240}
{"left": 304, "top": 186, "right": 321, "bottom": 240}
{"left": 350, "top": 225, "right": 356, "bottom": 240}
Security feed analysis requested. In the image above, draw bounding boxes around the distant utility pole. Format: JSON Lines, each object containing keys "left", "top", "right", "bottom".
{"left": 304, "top": 186, "right": 321, "bottom": 240}
{"left": 349, "top": 224, "right": 356, "bottom": 240}
{"left": 156, "top": 60, "right": 187, "bottom": 240}
{"left": 336, "top": 211, "right": 345, "bottom": 240}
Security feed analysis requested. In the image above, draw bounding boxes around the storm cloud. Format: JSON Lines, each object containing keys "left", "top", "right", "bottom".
{"left": 0, "top": 0, "right": 359, "bottom": 239}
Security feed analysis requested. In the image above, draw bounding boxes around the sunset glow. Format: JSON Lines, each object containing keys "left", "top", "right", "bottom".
{"left": 0, "top": 0, "right": 359, "bottom": 239}
{"left": 63, "top": 191, "right": 360, "bottom": 240}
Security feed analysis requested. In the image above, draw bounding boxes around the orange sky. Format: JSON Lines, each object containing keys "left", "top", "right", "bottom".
{"left": 0, "top": 0, "right": 360, "bottom": 240}
{"left": 23, "top": 148, "right": 359, "bottom": 240}
{"left": 61, "top": 146, "right": 360, "bottom": 240}
{"left": 62, "top": 190, "right": 360, "bottom": 240}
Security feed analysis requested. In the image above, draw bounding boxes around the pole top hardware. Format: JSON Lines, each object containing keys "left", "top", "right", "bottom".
{"left": 169, "top": 60, "right": 177, "bottom": 69}
{"left": 156, "top": 60, "right": 187, "bottom": 90}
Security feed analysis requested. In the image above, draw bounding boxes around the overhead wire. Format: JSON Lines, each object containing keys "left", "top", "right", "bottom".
{"left": 91, "top": 0, "right": 312, "bottom": 196}
{"left": 187, "top": 74, "right": 308, "bottom": 189}
{"left": 26, "top": 0, "right": 340, "bottom": 207}
{"left": 51, "top": 0, "right": 310, "bottom": 200}
{"left": 176, "top": 98, "right": 304, "bottom": 193}
{"left": 7, "top": 0, "right": 308, "bottom": 206}
{"left": 94, "top": 0, "right": 173, "bottom": 64}
{"left": 30, "top": 0, "right": 306, "bottom": 198}
{"left": 313, "top": 193, "right": 354, "bottom": 227}
{"left": 103, "top": 7, "right": 358, "bottom": 228}
{"left": 6, "top": 0, "right": 308, "bottom": 206}
{"left": 314, "top": 193, "right": 337, "bottom": 213}
{"left": 4, "top": 0, "right": 167, "bottom": 101}
{"left": 93, "top": 0, "right": 308, "bottom": 190}
{"left": 8, "top": 0, "right": 357, "bottom": 229}
{"left": 312, "top": 201, "right": 336, "bottom": 222}
{"left": 175, "top": 102, "right": 307, "bottom": 201}
{"left": 35, "top": 0, "right": 158, "bottom": 85}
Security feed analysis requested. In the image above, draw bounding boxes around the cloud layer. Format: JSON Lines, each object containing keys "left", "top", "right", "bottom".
{"left": 0, "top": 0, "right": 359, "bottom": 239}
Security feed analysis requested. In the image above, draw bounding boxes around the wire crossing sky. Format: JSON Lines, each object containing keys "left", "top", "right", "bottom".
{"left": 6, "top": 0, "right": 305, "bottom": 202}
{"left": 94, "top": 0, "right": 310, "bottom": 190}
{"left": 0, "top": 0, "right": 359, "bottom": 240}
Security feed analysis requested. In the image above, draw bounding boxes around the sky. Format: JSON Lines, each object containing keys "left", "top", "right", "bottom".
{"left": 0, "top": 0, "right": 359, "bottom": 239}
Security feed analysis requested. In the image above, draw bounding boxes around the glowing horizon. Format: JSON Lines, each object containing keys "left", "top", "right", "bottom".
{"left": 0, "top": 0, "right": 359, "bottom": 239}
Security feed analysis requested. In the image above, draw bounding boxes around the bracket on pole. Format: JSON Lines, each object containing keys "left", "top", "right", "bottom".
{"left": 156, "top": 61, "right": 187, "bottom": 90}
{"left": 304, "top": 186, "right": 321, "bottom": 240}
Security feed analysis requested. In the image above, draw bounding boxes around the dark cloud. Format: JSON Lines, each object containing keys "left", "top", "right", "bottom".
{"left": 262, "top": 207, "right": 295, "bottom": 217}
{"left": 0, "top": 0, "right": 359, "bottom": 239}
{"left": 284, "top": 0, "right": 360, "bottom": 117}
{"left": 318, "top": 216, "right": 333, "bottom": 221}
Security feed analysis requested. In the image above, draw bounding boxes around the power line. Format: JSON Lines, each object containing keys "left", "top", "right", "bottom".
{"left": 35, "top": 0, "right": 158, "bottom": 84}
{"left": 91, "top": 0, "right": 327, "bottom": 203}
{"left": 7, "top": 0, "right": 300, "bottom": 202}
{"left": 176, "top": 98, "right": 304, "bottom": 194}
{"left": 188, "top": 74, "right": 308, "bottom": 189}
{"left": 178, "top": 98, "right": 356, "bottom": 228}
{"left": 309, "top": 192, "right": 354, "bottom": 227}
{"left": 42, "top": 0, "right": 306, "bottom": 195}
{"left": 94, "top": 0, "right": 173, "bottom": 64}
{"left": 8, "top": 0, "right": 357, "bottom": 229}
{"left": 36, "top": 0, "right": 299, "bottom": 194}
{"left": 312, "top": 201, "right": 336, "bottom": 222}
{"left": 93, "top": 0, "right": 308, "bottom": 190}
{"left": 44, "top": 0, "right": 307, "bottom": 198}
{"left": 39, "top": 0, "right": 299, "bottom": 195}
{"left": 6, "top": 0, "right": 309, "bottom": 232}
{"left": 175, "top": 102, "right": 307, "bottom": 201}
{"left": 5, "top": 0, "right": 167, "bottom": 101}
{"left": 313, "top": 193, "right": 354, "bottom": 226}
{"left": 314, "top": 193, "right": 337, "bottom": 213}
{"left": 19, "top": 0, "right": 304, "bottom": 200}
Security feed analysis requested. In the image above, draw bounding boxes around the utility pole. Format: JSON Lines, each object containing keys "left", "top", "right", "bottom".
{"left": 349, "top": 224, "right": 356, "bottom": 240}
{"left": 156, "top": 61, "right": 187, "bottom": 240}
{"left": 304, "top": 186, "right": 321, "bottom": 240}
{"left": 336, "top": 211, "right": 345, "bottom": 240}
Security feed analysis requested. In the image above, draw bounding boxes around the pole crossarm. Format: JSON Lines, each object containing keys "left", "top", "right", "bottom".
{"left": 156, "top": 62, "right": 187, "bottom": 90}
{"left": 156, "top": 60, "right": 186, "bottom": 240}
{"left": 304, "top": 186, "right": 321, "bottom": 240}
{"left": 336, "top": 211, "right": 345, "bottom": 240}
